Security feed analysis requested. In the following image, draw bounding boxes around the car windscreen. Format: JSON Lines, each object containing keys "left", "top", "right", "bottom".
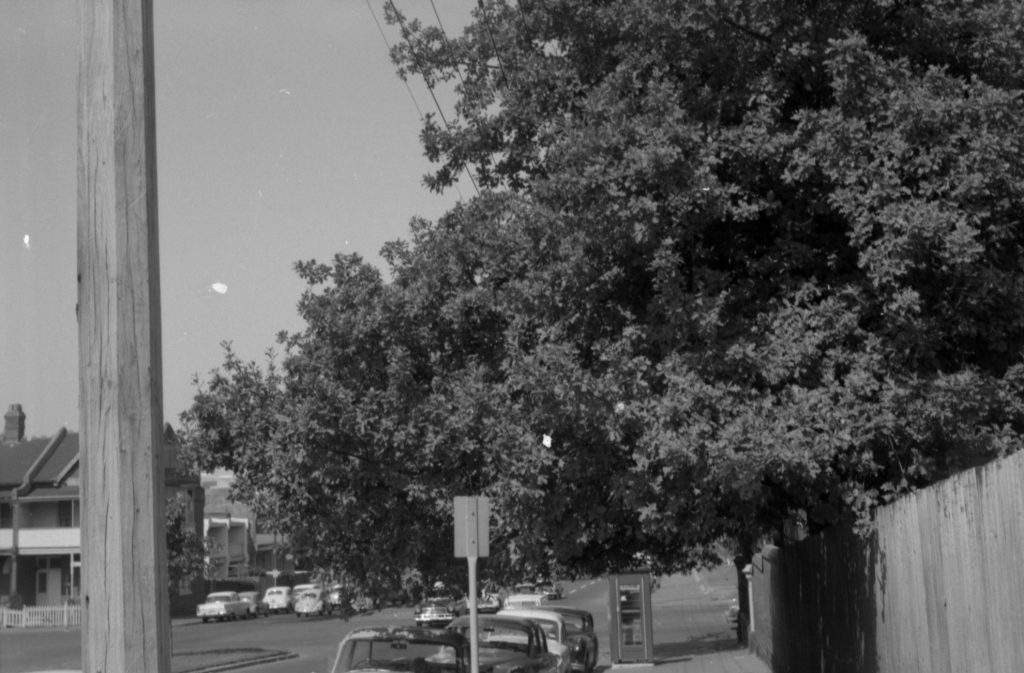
{"left": 339, "top": 639, "right": 460, "bottom": 673}
{"left": 533, "top": 620, "right": 559, "bottom": 642}
{"left": 560, "top": 614, "right": 585, "bottom": 630}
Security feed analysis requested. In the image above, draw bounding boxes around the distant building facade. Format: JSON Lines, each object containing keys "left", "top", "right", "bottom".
{"left": 200, "top": 469, "right": 294, "bottom": 583}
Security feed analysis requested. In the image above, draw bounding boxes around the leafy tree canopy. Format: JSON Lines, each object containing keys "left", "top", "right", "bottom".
{"left": 180, "top": 0, "right": 1024, "bottom": 589}
{"left": 166, "top": 492, "right": 209, "bottom": 596}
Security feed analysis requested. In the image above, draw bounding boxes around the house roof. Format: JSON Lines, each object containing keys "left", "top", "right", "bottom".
{"left": 1, "top": 424, "right": 200, "bottom": 500}
{"left": 0, "top": 431, "right": 79, "bottom": 491}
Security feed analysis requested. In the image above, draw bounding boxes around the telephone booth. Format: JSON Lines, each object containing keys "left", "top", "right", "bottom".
{"left": 607, "top": 571, "right": 654, "bottom": 664}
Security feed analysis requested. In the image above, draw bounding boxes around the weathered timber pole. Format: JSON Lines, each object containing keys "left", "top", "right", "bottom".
{"left": 78, "top": 1, "right": 170, "bottom": 671}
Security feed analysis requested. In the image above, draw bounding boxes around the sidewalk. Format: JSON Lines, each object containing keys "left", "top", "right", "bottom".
{"left": 626, "top": 566, "right": 771, "bottom": 673}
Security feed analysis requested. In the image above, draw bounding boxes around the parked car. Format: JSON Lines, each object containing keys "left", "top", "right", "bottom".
{"left": 502, "top": 592, "right": 546, "bottom": 610}
{"left": 496, "top": 607, "right": 572, "bottom": 673}
{"left": 262, "top": 585, "right": 293, "bottom": 614}
{"left": 513, "top": 582, "right": 536, "bottom": 594}
{"left": 329, "top": 625, "right": 469, "bottom": 673}
{"left": 238, "top": 591, "right": 270, "bottom": 618}
{"left": 414, "top": 599, "right": 455, "bottom": 627}
{"left": 447, "top": 614, "right": 561, "bottom": 673}
{"left": 196, "top": 591, "right": 249, "bottom": 623}
{"left": 295, "top": 587, "right": 329, "bottom": 617}
{"left": 452, "top": 591, "right": 502, "bottom": 616}
{"left": 541, "top": 606, "right": 598, "bottom": 673}
{"left": 293, "top": 582, "right": 322, "bottom": 595}
{"left": 328, "top": 584, "right": 350, "bottom": 613}
{"left": 536, "top": 581, "right": 563, "bottom": 600}
{"left": 351, "top": 593, "right": 376, "bottom": 614}
{"left": 478, "top": 592, "right": 502, "bottom": 614}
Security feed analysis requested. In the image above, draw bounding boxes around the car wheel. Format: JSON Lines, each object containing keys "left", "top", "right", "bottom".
{"left": 202, "top": 617, "right": 208, "bottom": 624}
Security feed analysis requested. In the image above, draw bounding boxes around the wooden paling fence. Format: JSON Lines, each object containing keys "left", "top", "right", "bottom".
{"left": 0, "top": 604, "right": 82, "bottom": 628}
{"left": 751, "top": 448, "right": 1024, "bottom": 673}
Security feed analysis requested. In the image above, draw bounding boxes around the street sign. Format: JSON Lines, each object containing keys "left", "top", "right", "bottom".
{"left": 454, "top": 496, "right": 490, "bottom": 673}
{"left": 454, "top": 496, "right": 489, "bottom": 558}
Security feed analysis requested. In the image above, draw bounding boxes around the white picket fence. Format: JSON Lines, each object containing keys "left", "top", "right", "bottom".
{"left": 0, "top": 604, "right": 81, "bottom": 628}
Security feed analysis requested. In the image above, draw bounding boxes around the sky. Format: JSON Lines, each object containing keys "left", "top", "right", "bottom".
{"left": 0, "top": 0, "right": 474, "bottom": 437}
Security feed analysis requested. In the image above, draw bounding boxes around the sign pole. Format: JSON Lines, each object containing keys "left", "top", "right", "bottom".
{"left": 468, "top": 556, "right": 479, "bottom": 673}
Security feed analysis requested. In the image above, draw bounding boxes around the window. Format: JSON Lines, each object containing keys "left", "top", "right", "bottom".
{"left": 0, "top": 502, "right": 11, "bottom": 528}
{"left": 57, "top": 501, "right": 73, "bottom": 527}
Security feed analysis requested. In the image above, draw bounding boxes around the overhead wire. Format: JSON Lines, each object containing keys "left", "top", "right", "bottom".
{"left": 364, "top": 0, "right": 425, "bottom": 120}
{"left": 429, "top": 0, "right": 467, "bottom": 91}
{"left": 475, "top": 0, "right": 510, "bottom": 88}
{"left": 380, "top": 0, "right": 479, "bottom": 196}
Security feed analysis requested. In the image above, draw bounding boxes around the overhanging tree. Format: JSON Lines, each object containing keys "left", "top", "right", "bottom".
{"left": 165, "top": 492, "right": 208, "bottom": 597}
{"left": 180, "top": 0, "right": 1024, "bottom": 586}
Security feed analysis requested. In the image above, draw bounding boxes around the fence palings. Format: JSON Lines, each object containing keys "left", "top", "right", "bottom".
{"left": 0, "top": 604, "right": 82, "bottom": 628}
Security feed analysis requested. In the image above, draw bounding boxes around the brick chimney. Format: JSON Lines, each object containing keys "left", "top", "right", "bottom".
{"left": 4, "top": 404, "right": 26, "bottom": 444}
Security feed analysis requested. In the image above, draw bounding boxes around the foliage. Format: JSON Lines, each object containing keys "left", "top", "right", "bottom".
{"left": 165, "top": 492, "right": 209, "bottom": 597}
{"left": 181, "top": 0, "right": 1024, "bottom": 586}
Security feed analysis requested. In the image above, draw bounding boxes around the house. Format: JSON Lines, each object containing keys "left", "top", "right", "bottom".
{"left": 0, "top": 403, "right": 204, "bottom": 612}
{"left": 200, "top": 469, "right": 295, "bottom": 584}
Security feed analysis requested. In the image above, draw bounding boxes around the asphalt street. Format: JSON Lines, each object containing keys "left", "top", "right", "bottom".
{"left": 0, "top": 566, "right": 768, "bottom": 673}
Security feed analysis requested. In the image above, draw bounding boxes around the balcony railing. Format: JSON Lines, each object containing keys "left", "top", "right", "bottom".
{"left": 3, "top": 528, "right": 81, "bottom": 551}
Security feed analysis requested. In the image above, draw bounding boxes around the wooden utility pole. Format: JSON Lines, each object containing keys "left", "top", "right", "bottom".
{"left": 78, "top": 1, "right": 170, "bottom": 671}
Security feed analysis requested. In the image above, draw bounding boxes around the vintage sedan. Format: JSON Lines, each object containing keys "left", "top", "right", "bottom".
{"left": 502, "top": 593, "right": 545, "bottom": 610}
{"left": 535, "top": 582, "right": 563, "bottom": 601}
{"left": 328, "top": 584, "right": 350, "bottom": 614}
{"left": 262, "top": 585, "right": 294, "bottom": 614}
{"left": 540, "top": 607, "right": 598, "bottom": 673}
{"left": 478, "top": 592, "right": 502, "bottom": 614}
{"left": 238, "top": 591, "right": 270, "bottom": 618}
{"left": 453, "top": 592, "right": 502, "bottom": 616}
{"left": 295, "top": 587, "right": 330, "bottom": 617}
{"left": 414, "top": 599, "right": 455, "bottom": 627}
{"left": 447, "top": 615, "right": 561, "bottom": 673}
{"left": 496, "top": 608, "right": 572, "bottom": 673}
{"left": 196, "top": 591, "right": 249, "bottom": 623}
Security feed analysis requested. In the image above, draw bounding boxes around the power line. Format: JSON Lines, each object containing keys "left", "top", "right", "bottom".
{"left": 429, "top": 0, "right": 468, "bottom": 90}
{"left": 364, "top": 0, "right": 425, "bottom": 120}
{"left": 387, "top": 0, "right": 452, "bottom": 131}
{"left": 365, "top": 0, "right": 479, "bottom": 197}
{"left": 475, "top": 0, "right": 509, "bottom": 88}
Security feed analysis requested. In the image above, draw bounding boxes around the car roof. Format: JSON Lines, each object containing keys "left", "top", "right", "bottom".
{"left": 448, "top": 614, "right": 541, "bottom": 631}
{"left": 497, "top": 608, "right": 566, "bottom": 625}
{"left": 540, "top": 606, "right": 591, "bottom": 619}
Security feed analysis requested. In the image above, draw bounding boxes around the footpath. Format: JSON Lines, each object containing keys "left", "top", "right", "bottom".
{"left": 638, "top": 566, "right": 771, "bottom": 673}
{"left": 1, "top": 565, "right": 771, "bottom": 673}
